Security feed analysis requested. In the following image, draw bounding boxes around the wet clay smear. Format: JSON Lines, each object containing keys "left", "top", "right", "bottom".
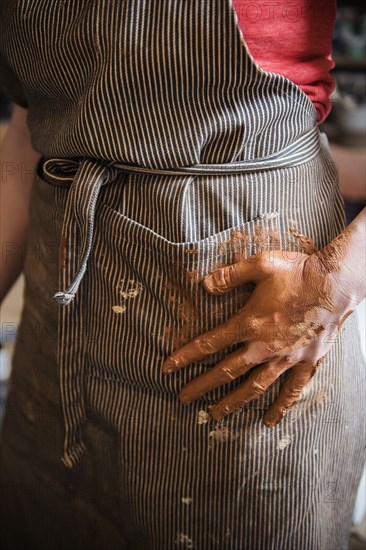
{"left": 162, "top": 225, "right": 281, "bottom": 356}
{"left": 290, "top": 226, "right": 318, "bottom": 255}
{"left": 217, "top": 228, "right": 249, "bottom": 261}
{"left": 314, "top": 226, "right": 353, "bottom": 273}
{"left": 163, "top": 262, "right": 201, "bottom": 350}
{"left": 266, "top": 228, "right": 353, "bottom": 353}
{"left": 163, "top": 260, "right": 236, "bottom": 360}
{"left": 163, "top": 265, "right": 253, "bottom": 362}
{"left": 216, "top": 225, "right": 281, "bottom": 264}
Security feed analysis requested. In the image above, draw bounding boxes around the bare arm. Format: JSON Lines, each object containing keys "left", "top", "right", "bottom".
{"left": 0, "top": 105, "right": 41, "bottom": 302}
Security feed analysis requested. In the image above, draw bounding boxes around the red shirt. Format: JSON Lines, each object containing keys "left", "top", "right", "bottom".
{"left": 232, "top": 0, "right": 336, "bottom": 124}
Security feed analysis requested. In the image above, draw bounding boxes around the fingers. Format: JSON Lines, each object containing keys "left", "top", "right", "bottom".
{"left": 162, "top": 312, "right": 260, "bottom": 373}
{"left": 209, "top": 358, "right": 292, "bottom": 420}
{"left": 203, "top": 254, "right": 267, "bottom": 294}
{"left": 178, "top": 343, "right": 269, "bottom": 404}
{"left": 263, "top": 362, "right": 315, "bottom": 427}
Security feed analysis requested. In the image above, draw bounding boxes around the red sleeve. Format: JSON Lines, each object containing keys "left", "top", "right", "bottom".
{"left": 232, "top": 0, "right": 336, "bottom": 124}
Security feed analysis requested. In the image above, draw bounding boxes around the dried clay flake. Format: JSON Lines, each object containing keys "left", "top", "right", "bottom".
{"left": 112, "top": 305, "right": 126, "bottom": 314}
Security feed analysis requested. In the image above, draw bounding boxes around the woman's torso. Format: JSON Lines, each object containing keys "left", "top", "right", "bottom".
{"left": 0, "top": 0, "right": 317, "bottom": 167}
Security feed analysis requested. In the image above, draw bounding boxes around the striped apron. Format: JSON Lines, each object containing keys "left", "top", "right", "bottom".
{"left": 0, "top": 1, "right": 365, "bottom": 549}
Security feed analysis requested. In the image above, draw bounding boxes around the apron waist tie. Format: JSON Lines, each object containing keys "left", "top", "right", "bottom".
{"left": 41, "top": 124, "right": 321, "bottom": 307}
{"left": 42, "top": 157, "right": 119, "bottom": 305}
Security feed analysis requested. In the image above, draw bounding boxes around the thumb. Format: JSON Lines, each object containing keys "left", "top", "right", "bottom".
{"left": 203, "top": 254, "right": 266, "bottom": 294}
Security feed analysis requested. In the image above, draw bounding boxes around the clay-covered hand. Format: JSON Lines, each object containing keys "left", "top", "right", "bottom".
{"left": 162, "top": 222, "right": 363, "bottom": 427}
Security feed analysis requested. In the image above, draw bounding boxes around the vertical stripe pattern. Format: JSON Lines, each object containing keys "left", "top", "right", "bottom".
{"left": 0, "top": 1, "right": 365, "bottom": 549}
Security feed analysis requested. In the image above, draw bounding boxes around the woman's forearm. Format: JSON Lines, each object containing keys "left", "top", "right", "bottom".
{"left": 0, "top": 105, "right": 41, "bottom": 303}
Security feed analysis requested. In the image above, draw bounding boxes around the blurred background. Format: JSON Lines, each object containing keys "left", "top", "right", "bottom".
{"left": 0, "top": 1, "right": 365, "bottom": 547}
{"left": 326, "top": 4, "right": 366, "bottom": 547}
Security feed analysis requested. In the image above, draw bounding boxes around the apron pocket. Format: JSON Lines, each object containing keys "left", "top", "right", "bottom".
{"left": 85, "top": 200, "right": 283, "bottom": 408}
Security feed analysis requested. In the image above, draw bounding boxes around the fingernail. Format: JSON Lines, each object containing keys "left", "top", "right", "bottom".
{"left": 264, "top": 419, "right": 277, "bottom": 428}
{"left": 210, "top": 407, "right": 223, "bottom": 420}
{"left": 179, "top": 391, "right": 192, "bottom": 405}
{"left": 264, "top": 413, "right": 277, "bottom": 428}
{"left": 162, "top": 358, "right": 177, "bottom": 374}
{"left": 210, "top": 402, "right": 230, "bottom": 420}
{"left": 204, "top": 270, "right": 225, "bottom": 292}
